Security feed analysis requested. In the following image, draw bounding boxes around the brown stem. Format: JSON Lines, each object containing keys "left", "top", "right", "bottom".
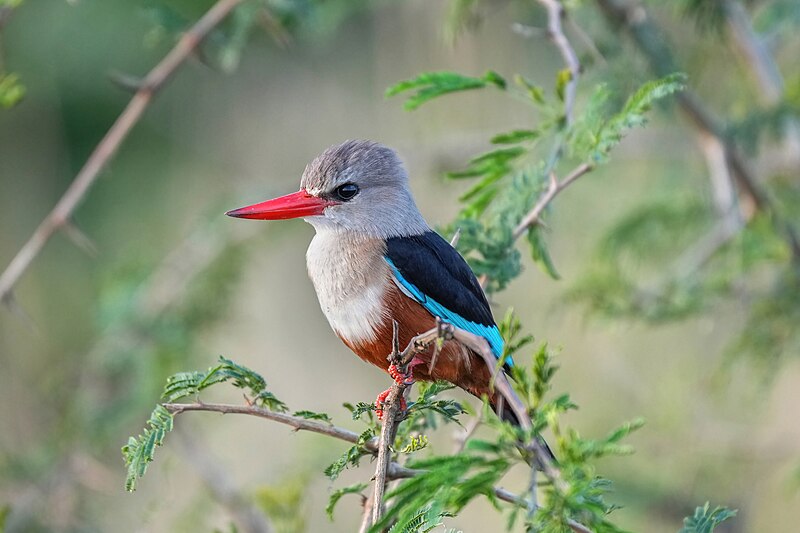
{"left": 512, "top": 163, "right": 593, "bottom": 241}
{"left": 536, "top": 0, "right": 581, "bottom": 126}
{"left": 0, "top": 0, "right": 244, "bottom": 305}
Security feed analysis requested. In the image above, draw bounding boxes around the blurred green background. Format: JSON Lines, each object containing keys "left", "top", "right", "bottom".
{"left": 1, "top": 0, "right": 799, "bottom": 531}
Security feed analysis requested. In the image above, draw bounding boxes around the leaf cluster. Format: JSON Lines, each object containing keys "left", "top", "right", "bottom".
{"left": 122, "top": 404, "right": 173, "bottom": 492}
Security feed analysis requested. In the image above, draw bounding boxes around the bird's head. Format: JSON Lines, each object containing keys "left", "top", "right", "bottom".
{"left": 226, "top": 140, "right": 428, "bottom": 238}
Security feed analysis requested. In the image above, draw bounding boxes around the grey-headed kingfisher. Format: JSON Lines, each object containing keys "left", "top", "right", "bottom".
{"left": 226, "top": 140, "right": 515, "bottom": 421}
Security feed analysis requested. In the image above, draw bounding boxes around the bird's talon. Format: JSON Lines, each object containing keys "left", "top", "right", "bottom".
{"left": 375, "top": 388, "right": 408, "bottom": 421}
{"left": 388, "top": 362, "right": 414, "bottom": 385}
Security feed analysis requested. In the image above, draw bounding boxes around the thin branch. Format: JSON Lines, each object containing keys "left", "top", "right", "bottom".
{"left": 370, "top": 322, "right": 406, "bottom": 526}
{"left": 163, "top": 399, "right": 591, "bottom": 532}
{"left": 358, "top": 493, "right": 375, "bottom": 533}
{"left": 722, "top": 0, "right": 800, "bottom": 164}
{"left": 537, "top": 0, "right": 581, "bottom": 126}
{"left": 723, "top": 0, "right": 783, "bottom": 104}
{"left": 163, "top": 402, "right": 368, "bottom": 446}
{"left": 164, "top": 320, "right": 592, "bottom": 531}
{"left": 512, "top": 163, "right": 593, "bottom": 241}
{"left": 0, "top": 0, "right": 243, "bottom": 306}
{"left": 566, "top": 16, "right": 607, "bottom": 67}
{"left": 452, "top": 412, "right": 482, "bottom": 454}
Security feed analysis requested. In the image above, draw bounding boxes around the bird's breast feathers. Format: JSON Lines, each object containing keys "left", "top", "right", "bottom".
{"left": 306, "top": 231, "right": 389, "bottom": 344}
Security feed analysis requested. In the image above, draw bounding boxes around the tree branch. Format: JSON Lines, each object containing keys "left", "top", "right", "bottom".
{"left": 163, "top": 321, "right": 591, "bottom": 530}
{"left": 512, "top": 163, "right": 593, "bottom": 241}
{"left": 537, "top": 0, "right": 581, "bottom": 126}
{"left": 162, "top": 399, "right": 592, "bottom": 532}
{"left": 163, "top": 401, "right": 367, "bottom": 446}
{"left": 0, "top": 0, "right": 243, "bottom": 306}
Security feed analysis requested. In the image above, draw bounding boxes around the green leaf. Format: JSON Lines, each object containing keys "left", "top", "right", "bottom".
{"left": 0, "top": 74, "right": 25, "bottom": 108}
{"left": 527, "top": 226, "right": 560, "bottom": 280}
{"left": 490, "top": 129, "right": 540, "bottom": 144}
{"left": 555, "top": 68, "right": 572, "bottom": 102}
{"left": 571, "top": 73, "right": 686, "bottom": 163}
{"left": 514, "top": 74, "right": 546, "bottom": 104}
{"left": 326, "top": 482, "right": 368, "bottom": 520}
{"left": 386, "top": 70, "right": 506, "bottom": 111}
{"left": 387, "top": 502, "right": 450, "bottom": 533}
{"left": 122, "top": 405, "right": 174, "bottom": 492}
{"left": 292, "top": 410, "right": 333, "bottom": 423}
{"left": 679, "top": 503, "right": 737, "bottom": 533}
{"left": 345, "top": 401, "right": 376, "bottom": 420}
{"left": 161, "top": 356, "right": 281, "bottom": 406}
{"left": 255, "top": 390, "right": 289, "bottom": 413}
{"left": 0, "top": 504, "right": 10, "bottom": 532}
{"left": 324, "top": 429, "right": 375, "bottom": 480}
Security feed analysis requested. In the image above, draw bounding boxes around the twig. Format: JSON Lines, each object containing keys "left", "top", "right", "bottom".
{"left": 566, "top": 16, "right": 607, "bottom": 67}
{"left": 453, "top": 412, "right": 482, "bottom": 454}
{"left": 536, "top": 0, "right": 581, "bottom": 126}
{"left": 512, "top": 163, "right": 593, "bottom": 241}
{"left": 370, "top": 322, "right": 406, "bottom": 526}
{"left": 163, "top": 402, "right": 369, "bottom": 446}
{"left": 723, "top": 0, "right": 783, "bottom": 105}
{"left": 370, "top": 322, "right": 455, "bottom": 527}
{"left": 163, "top": 400, "right": 534, "bottom": 518}
{"left": 358, "top": 493, "right": 375, "bottom": 533}
{"left": 722, "top": 0, "right": 800, "bottom": 164}
{"left": 164, "top": 319, "right": 593, "bottom": 532}
{"left": 0, "top": 0, "right": 243, "bottom": 306}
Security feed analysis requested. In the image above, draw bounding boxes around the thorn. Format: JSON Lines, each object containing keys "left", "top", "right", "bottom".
{"left": 449, "top": 227, "right": 461, "bottom": 248}
{"left": 511, "top": 23, "right": 545, "bottom": 39}
{"left": 243, "top": 393, "right": 254, "bottom": 407}
{"left": 108, "top": 71, "right": 147, "bottom": 93}
{"left": 3, "top": 291, "right": 41, "bottom": 336}
{"left": 548, "top": 171, "right": 559, "bottom": 190}
{"left": 62, "top": 219, "right": 98, "bottom": 257}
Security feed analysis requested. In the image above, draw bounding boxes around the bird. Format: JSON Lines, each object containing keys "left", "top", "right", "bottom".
{"left": 226, "top": 140, "right": 516, "bottom": 422}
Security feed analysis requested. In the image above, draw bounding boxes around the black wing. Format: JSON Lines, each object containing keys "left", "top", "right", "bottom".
{"left": 385, "top": 231, "right": 495, "bottom": 327}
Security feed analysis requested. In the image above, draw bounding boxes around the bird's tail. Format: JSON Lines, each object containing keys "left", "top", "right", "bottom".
{"left": 492, "top": 397, "right": 557, "bottom": 467}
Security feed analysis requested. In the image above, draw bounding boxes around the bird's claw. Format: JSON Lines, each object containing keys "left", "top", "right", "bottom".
{"left": 375, "top": 388, "right": 408, "bottom": 421}
{"left": 388, "top": 362, "right": 416, "bottom": 385}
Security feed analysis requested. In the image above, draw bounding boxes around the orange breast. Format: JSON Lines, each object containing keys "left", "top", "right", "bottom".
{"left": 339, "top": 282, "right": 494, "bottom": 400}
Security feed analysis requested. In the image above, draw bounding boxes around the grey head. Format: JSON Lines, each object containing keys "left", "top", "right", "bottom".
{"left": 300, "top": 140, "right": 429, "bottom": 238}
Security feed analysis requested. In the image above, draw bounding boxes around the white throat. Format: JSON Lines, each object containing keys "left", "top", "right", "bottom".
{"left": 305, "top": 226, "right": 390, "bottom": 344}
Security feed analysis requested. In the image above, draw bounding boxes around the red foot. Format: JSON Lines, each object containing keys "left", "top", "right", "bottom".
{"left": 375, "top": 388, "right": 408, "bottom": 420}
{"left": 387, "top": 357, "right": 425, "bottom": 385}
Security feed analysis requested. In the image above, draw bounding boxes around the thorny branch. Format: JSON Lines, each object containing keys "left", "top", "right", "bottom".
{"left": 161, "top": 401, "right": 526, "bottom": 505}
{"left": 163, "top": 321, "right": 593, "bottom": 533}
{"left": 367, "top": 320, "right": 452, "bottom": 529}
{"left": 0, "top": 0, "right": 244, "bottom": 306}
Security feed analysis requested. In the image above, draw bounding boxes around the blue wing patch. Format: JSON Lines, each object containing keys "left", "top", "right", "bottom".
{"left": 385, "top": 257, "right": 507, "bottom": 362}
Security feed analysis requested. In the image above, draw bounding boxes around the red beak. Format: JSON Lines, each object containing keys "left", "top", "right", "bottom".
{"left": 225, "top": 190, "right": 335, "bottom": 220}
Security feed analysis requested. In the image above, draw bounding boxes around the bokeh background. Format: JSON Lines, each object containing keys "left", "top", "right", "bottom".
{"left": 1, "top": 0, "right": 799, "bottom": 531}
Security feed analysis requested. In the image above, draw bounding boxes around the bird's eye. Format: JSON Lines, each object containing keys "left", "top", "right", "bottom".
{"left": 334, "top": 183, "right": 359, "bottom": 201}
